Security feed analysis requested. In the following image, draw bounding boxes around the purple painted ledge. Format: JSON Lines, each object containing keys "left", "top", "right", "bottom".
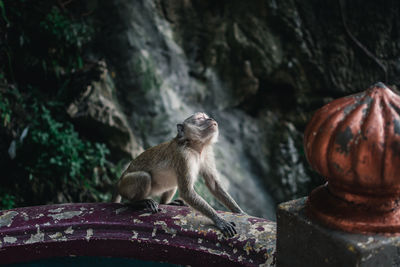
{"left": 0, "top": 203, "right": 276, "bottom": 266}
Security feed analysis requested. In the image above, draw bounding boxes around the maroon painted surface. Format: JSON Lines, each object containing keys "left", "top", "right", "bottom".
{"left": 0, "top": 203, "right": 276, "bottom": 266}
{"left": 304, "top": 82, "right": 400, "bottom": 233}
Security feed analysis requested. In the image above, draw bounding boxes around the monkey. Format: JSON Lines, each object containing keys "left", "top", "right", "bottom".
{"left": 113, "top": 112, "right": 245, "bottom": 237}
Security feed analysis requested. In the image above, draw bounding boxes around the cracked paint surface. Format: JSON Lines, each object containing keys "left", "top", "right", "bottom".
{"left": 0, "top": 203, "right": 276, "bottom": 266}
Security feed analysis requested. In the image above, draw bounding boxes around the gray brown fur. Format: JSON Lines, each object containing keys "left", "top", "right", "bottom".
{"left": 113, "top": 112, "right": 244, "bottom": 237}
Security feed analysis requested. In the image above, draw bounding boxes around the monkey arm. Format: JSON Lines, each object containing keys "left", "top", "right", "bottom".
{"left": 201, "top": 170, "right": 244, "bottom": 214}
{"left": 180, "top": 187, "right": 220, "bottom": 221}
{"left": 180, "top": 186, "right": 237, "bottom": 237}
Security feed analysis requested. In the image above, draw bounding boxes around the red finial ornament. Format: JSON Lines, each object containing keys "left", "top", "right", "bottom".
{"left": 305, "top": 82, "right": 400, "bottom": 233}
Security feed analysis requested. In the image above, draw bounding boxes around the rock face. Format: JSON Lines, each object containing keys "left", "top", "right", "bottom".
{"left": 86, "top": 0, "right": 400, "bottom": 219}
{"left": 67, "top": 62, "right": 142, "bottom": 160}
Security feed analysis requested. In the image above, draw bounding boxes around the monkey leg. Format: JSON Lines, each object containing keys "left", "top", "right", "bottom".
{"left": 118, "top": 171, "right": 159, "bottom": 213}
{"left": 167, "top": 199, "right": 188, "bottom": 207}
{"left": 131, "top": 199, "right": 159, "bottom": 213}
{"left": 159, "top": 188, "right": 177, "bottom": 204}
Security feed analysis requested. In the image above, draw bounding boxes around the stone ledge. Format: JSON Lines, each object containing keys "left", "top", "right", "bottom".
{"left": 277, "top": 197, "right": 400, "bottom": 267}
{"left": 0, "top": 203, "right": 275, "bottom": 266}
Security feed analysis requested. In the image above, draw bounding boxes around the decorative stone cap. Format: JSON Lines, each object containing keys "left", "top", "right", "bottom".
{"left": 304, "top": 82, "right": 400, "bottom": 233}
{"left": 0, "top": 203, "right": 276, "bottom": 266}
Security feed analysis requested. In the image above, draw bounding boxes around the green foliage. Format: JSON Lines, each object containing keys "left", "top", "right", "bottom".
{"left": 39, "top": 7, "right": 93, "bottom": 73}
{"left": 0, "top": 93, "right": 12, "bottom": 127}
{"left": 16, "top": 103, "right": 111, "bottom": 204}
{"left": 40, "top": 7, "right": 92, "bottom": 49}
{"left": 1, "top": 0, "right": 94, "bottom": 83}
{"left": 0, "top": 1, "right": 118, "bottom": 208}
{"left": 0, "top": 0, "right": 9, "bottom": 25}
{"left": 0, "top": 193, "right": 15, "bottom": 210}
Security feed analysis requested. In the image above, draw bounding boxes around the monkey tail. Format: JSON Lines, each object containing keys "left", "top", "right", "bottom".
{"left": 111, "top": 186, "right": 122, "bottom": 203}
{"left": 112, "top": 194, "right": 122, "bottom": 203}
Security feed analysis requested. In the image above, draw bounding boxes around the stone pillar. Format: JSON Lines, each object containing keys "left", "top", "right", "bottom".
{"left": 277, "top": 82, "right": 400, "bottom": 266}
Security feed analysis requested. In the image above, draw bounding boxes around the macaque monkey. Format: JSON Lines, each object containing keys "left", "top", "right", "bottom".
{"left": 113, "top": 112, "right": 245, "bottom": 237}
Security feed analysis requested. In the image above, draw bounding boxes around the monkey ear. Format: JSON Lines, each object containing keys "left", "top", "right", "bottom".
{"left": 177, "top": 124, "right": 184, "bottom": 139}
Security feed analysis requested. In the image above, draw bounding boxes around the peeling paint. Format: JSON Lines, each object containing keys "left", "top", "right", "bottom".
{"left": 199, "top": 246, "right": 224, "bottom": 256}
{"left": 64, "top": 226, "right": 74, "bottom": 235}
{"left": 49, "top": 232, "right": 67, "bottom": 241}
{"left": 357, "top": 237, "right": 374, "bottom": 248}
{"left": 335, "top": 126, "right": 353, "bottom": 154}
{"left": 34, "top": 214, "right": 44, "bottom": 219}
{"left": 25, "top": 225, "right": 45, "bottom": 244}
{"left": 133, "top": 219, "right": 143, "bottom": 224}
{"left": 0, "top": 203, "right": 276, "bottom": 266}
{"left": 394, "top": 119, "right": 400, "bottom": 135}
{"left": 0, "top": 211, "right": 18, "bottom": 227}
{"left": 154, "top": 221, "right": 178, "bottom": 236}
{"left": 48, "top": 211, "right": 82, "bottom": 221}
{"left": 3, "top": 236, "right": 17, "bottom": 244}
{"left": 48, "top": 207, "right": 64, "bottom": 213}
{"left": 139, "top": 213, "right": 152, "bottom": 217}
{"left": 244, "top": 241, "right": 253, "bottom": 255}
{"left": 85, "top": 229, "right": 93, "bottom": 241}
{"left": 347, "top": 244, "right": 356, "bottom": 253}
{"left": 21, "top": 212, "right": 29, "bottom": 221}
{"left": 115, "top": 207, "right": 128, "bottom": 215}
{"left": 172, "top": 214, "right": 188, "bottom": 225}
{"left": 132, "top": 230, "right": 138, "bottom": 239}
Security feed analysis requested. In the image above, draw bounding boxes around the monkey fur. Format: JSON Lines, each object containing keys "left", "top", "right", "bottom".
{"left": 113, "top": 112, "right": 244, "bottom": 237}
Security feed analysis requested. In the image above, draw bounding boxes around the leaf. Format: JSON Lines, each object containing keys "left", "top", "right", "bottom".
{"left": 0, "top": 0, "right": 10, "bottom": 25}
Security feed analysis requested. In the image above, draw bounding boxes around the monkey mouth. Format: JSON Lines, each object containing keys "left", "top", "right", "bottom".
{"left": 207, "top": 123, "right": 218, "bottom": 129}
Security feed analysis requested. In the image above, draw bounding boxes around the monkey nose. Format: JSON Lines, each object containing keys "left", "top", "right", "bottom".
{"left": 207, "top": 118, "right": 218, "bottom": 126}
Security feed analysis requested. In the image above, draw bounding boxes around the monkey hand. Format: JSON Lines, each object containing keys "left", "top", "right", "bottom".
{"left": 215, "top": 217, "right": 237, "bottom": 237}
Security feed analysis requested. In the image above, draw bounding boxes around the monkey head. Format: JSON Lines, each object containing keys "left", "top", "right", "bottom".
{"left": 177, "top": 112, "right": 219, "bottom": 144}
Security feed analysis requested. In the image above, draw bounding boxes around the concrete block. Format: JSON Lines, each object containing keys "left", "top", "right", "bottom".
{"left": 277, "top": 197, "right": 400, "bottom": 267}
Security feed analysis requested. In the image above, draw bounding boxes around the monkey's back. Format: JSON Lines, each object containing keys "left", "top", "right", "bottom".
{"left": 125, "top": 139, "right": 184, "bottom": 173}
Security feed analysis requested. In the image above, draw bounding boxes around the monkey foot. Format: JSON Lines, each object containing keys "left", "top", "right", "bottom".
{"left": 131, "top": 199, "right": 160, "bottom": 213}
{"left": 167, "top": 199, "right": 187, "bottom": 207}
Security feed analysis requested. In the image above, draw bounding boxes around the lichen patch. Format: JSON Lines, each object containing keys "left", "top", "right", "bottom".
{"left": 48, "top": 211, "right": 82, "bottom": 221}
{"left": 85, "top": 229, "right": 93, "bottom": 241}
{"left": 152, "top": 227, "right": 157, "bottom": 237}
{"left": 154, "top": 221, "right": 177, "bottom": 236}
{"left": 64, "top": 226, "right": 74, "bottom": 235}
{"left": 133, "top": 219, "right": 143, "bottom": 224}
{"left": 3, "top": 236, "right": 17, "bottom": 244}
{"left": 25, "top": 225, "right": 45, "bottom": 244}
{"left": 138, "top": 212, "right": 152, "bottom": 217}
{"left": 49, "top": 232, "right": 67, "bottom": 241}
{"left": 48, "top": 207, "right": 65, "bottom": 213}
{"left": 115, "top": 207, "right": 128, "bottom": 215}
{"left": 0, "top": 211, "right": 18, "bottom": 227}
{"left": 132, "top": 230, "right": 139, "bottom": 239}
